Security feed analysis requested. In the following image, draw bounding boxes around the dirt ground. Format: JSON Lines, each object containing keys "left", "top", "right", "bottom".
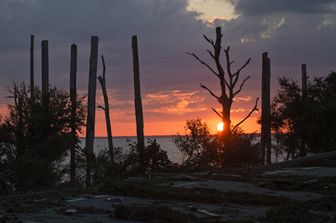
{"left": 1, "top": 159, "right": 336, "bottom": 222}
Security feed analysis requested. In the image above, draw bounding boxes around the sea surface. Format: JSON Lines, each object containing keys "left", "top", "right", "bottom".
{"left": 80, "top": 136, "right": 286, "bottom": 164}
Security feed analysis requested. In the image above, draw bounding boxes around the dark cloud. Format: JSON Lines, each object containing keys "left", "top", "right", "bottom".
{"left": 232, "top": 0, "right": 336, "bottom": 16}
{"left": 0, "top": 0, "right": 335, "bottom": 132}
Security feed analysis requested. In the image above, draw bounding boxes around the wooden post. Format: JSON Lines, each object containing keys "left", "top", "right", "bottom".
{"left": 261, "top": 52, "right": 271, "bottom": 164}
{"left": 41, "top": 40, "right": 49, "bottom": 109}
{"left": 301, "top": 64, "right": 308, "bottom": 101}
{"left": 30, "top": 35, "right": 34, "bottom": 101}
{"left": 97, "top": 55, "right": 114, "bottom": 161}
{"left": 132, "top": 35, "right": 145, "bottom": 173}
{"left": 300, "top": 64, "right": 308, "bottom": 157}
{"left": 85, "top": 36, "right": 99, "bottom": 186}
{"left": 70, "top": 43, "right": 77, "bottom": 183}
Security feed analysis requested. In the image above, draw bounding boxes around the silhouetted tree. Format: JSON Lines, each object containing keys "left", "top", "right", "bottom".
{"left": 98, "top": 55, "right": 114, "bottom": 161}
{"left": 271, "top": 72, "right": 336, "bottom": 158}
{"left": 0, "top": 83, "right": 85, "bottom": 191}
{"left": 187, "top": 26, "right": 258, "bottom": 148}
{"left": 70, "top": 43, "right": 77, "bottom": 183}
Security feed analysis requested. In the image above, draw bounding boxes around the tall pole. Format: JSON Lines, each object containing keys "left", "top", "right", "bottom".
{"left": 300, "top": 64, "right": 308, "bottom": 157}
{"left": 70, "top": 43, "right": 77, "bottom": 183}
{"left": 261, "top": 52, "right": 271, "bottom": 165}
{"left": 85, "top": 36, "right": 99, "bottom": 186}
{"left": 132, "top": 35, "right": 145, "bottom": 173}
{"left": 41, "top": 40, "right": 49, "bottom": 110}
{"left": 30, "top": 35, "right": 34, "bottom": 101}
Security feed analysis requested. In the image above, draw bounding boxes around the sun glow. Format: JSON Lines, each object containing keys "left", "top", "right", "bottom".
{"left": 217, "top": 122, "right": 224, "bottom": 132}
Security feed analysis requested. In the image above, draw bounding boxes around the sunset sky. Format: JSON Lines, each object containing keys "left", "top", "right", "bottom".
{"left": 0, "top": 0, "right": 335, "bottom": 136}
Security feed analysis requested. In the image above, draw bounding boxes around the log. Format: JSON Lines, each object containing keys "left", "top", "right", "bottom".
{"left": 132, "top": 35, "right": 145, "bottom": 173}
{"left": 97, "top": 55, "right": 114, "bottom": 161}
{"left": 70, "top": 43, "right": 77, "bottom": 183}
{"left": 261, "top": 52, "right": 271, "bottom": 164}
{"left": 85, "top": 36, "right": 99, "bottom": 186}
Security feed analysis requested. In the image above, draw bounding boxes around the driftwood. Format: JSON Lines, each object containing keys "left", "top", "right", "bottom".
{"left": 85, "top": 36, "right": 99, "bottom": 186}
{"left": 97, "top": 55, "right": 114, "bottom": 161}
{"left": 70, "top": 43, "right": 77, "bottom": 183}
{"left": 132, "top": 35, "right": 145, "bottom": 173}
{"left": 261, "top": 52, "right": 271, "bottom": 164}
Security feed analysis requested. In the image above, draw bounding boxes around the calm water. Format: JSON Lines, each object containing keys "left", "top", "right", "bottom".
{"left": 80, "top": 136, "right": 285, "bottom": 164}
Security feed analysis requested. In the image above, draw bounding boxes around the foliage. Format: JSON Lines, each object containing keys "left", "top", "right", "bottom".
{"left": 271, "top": 72, "right": 336, "bottom": 159}
{"left": 174, "top": 119, "right": 259, "bottom": 168}
{"left": 92, "top": 138, "right": 175, "bottom": 182}
{"left": 0, "top": 83, "right": 85, "bottom": 191}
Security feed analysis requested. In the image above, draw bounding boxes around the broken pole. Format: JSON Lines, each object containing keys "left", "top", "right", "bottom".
{"left": 41, "top": 40, "right": 49, "bottom": 110}
{"left": 85, "top": 36, "right": 99, "bottom": 186}
{"left": 300, "top": 64, "right": 308, "bottom": 157}
{"left": 70, "top": 43, "right": 77, "bottom": 183}
{"left": 30, "top": 35, "right": 34, "bottom": 101}
{"left": 132, "top": 35, "right": 145, "bottom": 173}
{"left": 98, "top": 55, "right": 114, "bottom": 161}
{"left": 261, "top": 52, "right": 271, "bottom": 165}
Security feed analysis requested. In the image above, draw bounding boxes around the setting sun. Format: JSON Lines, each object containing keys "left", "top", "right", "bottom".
{"left": 217, "top": 122, "right": 224, "bottom": 132}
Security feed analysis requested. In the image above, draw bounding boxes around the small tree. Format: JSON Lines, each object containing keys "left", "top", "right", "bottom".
{"left": 0, "top": 83, "right": 85, "bottom": 190}
{"left": 188, "top": 26, "right": 258, "bottom": 147}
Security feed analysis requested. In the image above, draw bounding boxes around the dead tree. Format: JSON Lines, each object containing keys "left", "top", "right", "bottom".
{"left": 187, "top": 26, "right": 258, "bottom": 147}
{"left": 30, "top": 35, "right": 34, "bottom": 101}
{"left": 300, "top": 64, "right": 308, "bottom": 157}
{"left": 301, "top": 64, "right": 308, "bottom": 102}
{"left": 97, "top": 55, "right": 114, "bottom": 161}
{"left": 70, "top": 43, "right": 77, "bottom": 183}
{"left": 261, "top": 52, "right": 271, "bottom": 164}
{"left": 41, "top": 40, "right": 49, "bottom": 110}
{"left": 132, "top": 35, "right": 145, "bottom": 173}
{"left": 85, "top": 36, "right": 99, "bottom": 186}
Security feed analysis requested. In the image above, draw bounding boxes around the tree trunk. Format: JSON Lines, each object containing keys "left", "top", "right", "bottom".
{"left": 41, "top": 40, "right": 49, "bottom": 111}
{"left": 30, "top": 35, "right": 34, "bottom": 102}
{"left": 70, "top": 43, "right": 77, "bottom": 183}
{"left": 300, "top": 64, "right": 308, "bottom": 157}
{"left": 85, "top": 36, "right": 99, "bottom": 186}
{"left": 132, "top": 35, "right": 145, "bottom": 173}
{"left": 98, "top": 55, "right": 114, "bottom": 161}
{"left": 261, "top": 52, "right": 271, "bottom": 165}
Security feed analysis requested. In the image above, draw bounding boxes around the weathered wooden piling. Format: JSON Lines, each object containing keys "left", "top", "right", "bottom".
{"left": 85, "top": 36, "right": 99, "bottom": 186}
{"left": 70, "top": 43, "right": 77, "bottom": 183}
{"left": 261, "top": 52, "right": 271, "bottom": 164}
{"left": 30, "top": 35, "right": 34, "bottom": 100}
{"left": 300, "top": 64, "right": 308, "bottom": 157}
{"left": 132, "top": 35, "right": 145, "bottom": 173}
{"left": 41, "top": 40, "right": 49, "bottom": 109}
{"left": 301, "top": 64, "right": 308, "bottom": 101}
{"left": 97, "top": 55, "right": 114, "bottom": 161}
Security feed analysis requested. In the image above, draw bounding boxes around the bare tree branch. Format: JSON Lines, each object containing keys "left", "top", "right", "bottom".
{"left": 187, "top": 52, "right": 219, "bottom": 78}
{"left": 97, "top": 104, "right": 105, "bottom": 110}
{"left": 232, "top": 97, "right": 259, "bottom": 132}
{"left": 233, "top": 58, "right": 251, "bottom": 87}
{"left": 101, "top": 55, "right": 106, "bottom": 80}
{"left": 203, "top": 35, "right": 215, "bottom": 47}
{"left": 211, "top": 107, "right": 223, "bottom": 119}
{"left": 207, "top": 49, "right": 215, "bottom": 59}
{"left": 200, "top": 83, "right": 220, "bottom": 100}
{"left": 234, "top": 76, "right": 251, "bottom": 97}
